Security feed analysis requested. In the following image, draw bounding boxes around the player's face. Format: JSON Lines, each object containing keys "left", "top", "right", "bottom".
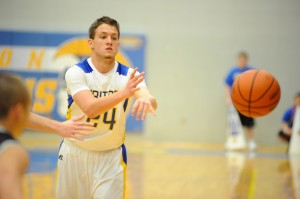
{"left": 238, "top": 56, "right": 248, "bottom": 68}
{"left": 89, "top": 24, "right": 119, "bottom": 59}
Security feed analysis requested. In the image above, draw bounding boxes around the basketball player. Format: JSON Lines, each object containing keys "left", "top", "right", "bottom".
{"left": 0, "top": 73, "right": 31, "bottom": 199}
{"left": 278, "top": 92, "right": 300, "bottom": 143}
{"left": 56, "top": 16, "right": 157, "bottom": 199}
{"left": 0, "top": 73, "right": 92, "bottom": 199}
{"left": 225, "top": 52, "right": 256, "bottom": 150}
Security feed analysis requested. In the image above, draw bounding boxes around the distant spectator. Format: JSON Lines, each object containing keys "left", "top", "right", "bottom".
{"left": 278, "top": 92, "right": 300, "bottom": 143}
{"left": 225, "top": 52, "right": 256, "bottom": 150}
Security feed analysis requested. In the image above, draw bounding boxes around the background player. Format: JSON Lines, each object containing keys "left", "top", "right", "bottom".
{"left": 0, "top": 73, "right": 92, "bottom": 199}
{"left": 225, "top": 52, "right": 256, "bottom": 150}
{"left": 56, "top": 16, "right": 157, "bottom": 199}
{"left": 278, "top": 92, "right": 300, "bottom": 143}
{"left": 0, "top": 73, "right": 31, "bottom": 199}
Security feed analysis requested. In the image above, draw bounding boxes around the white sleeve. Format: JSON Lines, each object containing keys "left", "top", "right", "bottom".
{"left": 128, "top": 68, "right": 147, "bottom": 88}
{"left": 65, "top": 66, "right": 90, "bottom": 96}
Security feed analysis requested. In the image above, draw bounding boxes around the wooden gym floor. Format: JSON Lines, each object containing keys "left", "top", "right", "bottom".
{"left": 20, "top": 131, "right": 300, "bottom": 199}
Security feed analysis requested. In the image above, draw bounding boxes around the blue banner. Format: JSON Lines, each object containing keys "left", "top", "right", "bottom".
{"left": 0, "top": 30, "right": 146, "bottom": 133}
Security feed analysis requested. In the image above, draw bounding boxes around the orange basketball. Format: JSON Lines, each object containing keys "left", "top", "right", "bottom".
{"left": 231, "top": 69, "right": 281, "bottom": 118}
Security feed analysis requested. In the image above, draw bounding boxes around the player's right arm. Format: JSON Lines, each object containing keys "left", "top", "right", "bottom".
{"left": 0, "top": 146, "right": 28, "bottom": 199}
{"left": 68, "top": 68, "right": 144, "bottom": 118}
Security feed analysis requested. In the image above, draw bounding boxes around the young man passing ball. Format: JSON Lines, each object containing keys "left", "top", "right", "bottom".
{"left": 56, "top": 16, "right": 157, "bottom": 199}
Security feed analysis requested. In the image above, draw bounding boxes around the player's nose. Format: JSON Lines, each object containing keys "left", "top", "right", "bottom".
{"left": 106, "top": 36, "right": 112, "bottom": 45}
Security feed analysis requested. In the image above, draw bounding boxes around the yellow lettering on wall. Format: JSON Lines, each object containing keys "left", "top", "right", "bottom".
{"left": 27, "top": 50, "right": 45, "bottom": 69}
{"left": 33, "top": 79, "right": 57, "bottom": 113}
{"left": 0, "top": 48, "right": 12, "bottom": 67}
{"left": 25, "top": 78, "right": 36, "bottom": 97}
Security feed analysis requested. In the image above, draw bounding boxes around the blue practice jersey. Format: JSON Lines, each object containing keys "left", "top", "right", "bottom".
{"left": 282, "top": 106, "right": 296, "bottom": 127}
{"left": 225, "top": 66, "right": 253, "bottom": 88}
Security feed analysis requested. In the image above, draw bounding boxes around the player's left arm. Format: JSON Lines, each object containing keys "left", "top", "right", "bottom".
{"left": 132, "top": 87, "right": 157, "bottom": 121}
{"left": 26, "top": 113, "right": 93, "bottom": 140}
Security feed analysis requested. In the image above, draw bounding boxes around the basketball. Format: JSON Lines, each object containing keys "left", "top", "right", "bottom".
{"left": 231, "top": 69, "right": 281, "bottom": 118}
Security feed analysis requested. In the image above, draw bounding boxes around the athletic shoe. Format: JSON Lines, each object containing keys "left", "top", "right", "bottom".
{"left": 248, "top": 140, "right": 257, "bottom": 151}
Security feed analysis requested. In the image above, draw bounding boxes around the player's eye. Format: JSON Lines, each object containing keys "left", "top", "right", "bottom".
{"left": 100, "top": 35, "right": 106, "bottom": 39}
{"left": 112, "top": 37, "right": 118, "bottom": 41}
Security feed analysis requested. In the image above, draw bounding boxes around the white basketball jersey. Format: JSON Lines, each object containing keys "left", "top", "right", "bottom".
{"left": 65, "top": 58, "right": 146, "bottom": 151}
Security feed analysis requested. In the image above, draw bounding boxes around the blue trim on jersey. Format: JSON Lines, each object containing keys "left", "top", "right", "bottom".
{"left": 116, "top": 63, "right": 129, "bottom": 76}
{"left": 76, "top": 59, "right": 93, "bottom": 73}
{"left": 121, "top": 144, "right": 127, "bottom": 165}
{"left": 225, "top": 66, "right": 253, "bottom": 87}
{"left": 67, "top": 94, "right": 74, "bottom": 108}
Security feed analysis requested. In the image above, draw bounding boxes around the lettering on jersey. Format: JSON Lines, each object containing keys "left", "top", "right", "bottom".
{"left": 91, "top": 90, "right": 116, "bottom": 98}
{"left": 87, "top": 115, "right": 100, "bottom": 127}
{"left": 87, "top": 90, "right": 129, "bottom": 129}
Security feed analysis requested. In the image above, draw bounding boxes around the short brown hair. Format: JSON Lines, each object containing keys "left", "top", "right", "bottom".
{"left": 238, "top": 51, "right": 249, "bottom": 59}
{"left": 0, "top": 73, "right": 30, "bottom": 119}
{"left": 89, "top": 16, "right": 120, "bottom": 39}
{"left": 295, "top": 92, "right": 300, "bottom": 99}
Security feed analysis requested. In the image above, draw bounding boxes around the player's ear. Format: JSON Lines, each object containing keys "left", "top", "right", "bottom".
{"left": 12, "top": 103, "right": 29, "bottom": 136}
{"left": 88, "top": 39, "right": 94, "bottom": 50}
{"left": 7, "top": 103, "right": 22, "bottom": 126}
{"left": 13, "top": 103, "right": 23, "bottom": 121}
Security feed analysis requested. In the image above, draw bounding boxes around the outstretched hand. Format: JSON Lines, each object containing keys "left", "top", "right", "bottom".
{"left": 131, "top": 97, "right": 156, "bottom": 121}
{"left": 56, "top": 115, "right": 94, "bottom": 140}
{"left": 121, "top": 68, "right": 144, "bottom": 98}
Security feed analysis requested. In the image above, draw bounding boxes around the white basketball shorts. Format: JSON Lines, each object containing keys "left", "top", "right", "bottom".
{"left": 56, "top": 140, "right": 127, "bottom": 199}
